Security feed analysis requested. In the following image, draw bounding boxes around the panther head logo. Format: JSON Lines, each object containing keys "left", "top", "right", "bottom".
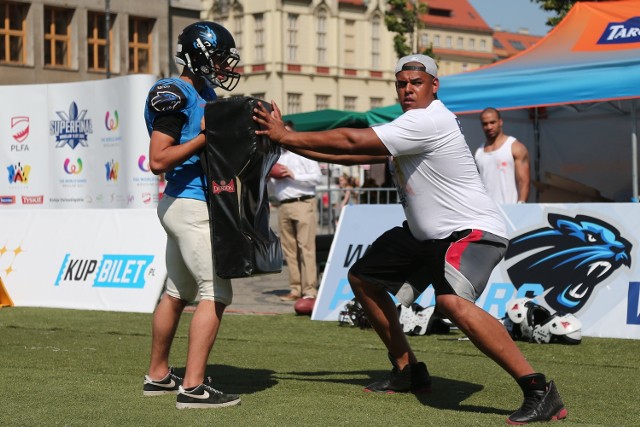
{"left": 505, "top": 213, "right": 632, "bottom": 314}
{"left": 151, "top": 91, "right": 181, "bottom": 112}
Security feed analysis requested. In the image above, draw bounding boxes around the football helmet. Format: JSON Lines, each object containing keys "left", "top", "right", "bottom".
{"left": 338, "top": 298, "right": 371, "bottom": 329}
{"left": 531, "top": 312, "right": 582, "bottom": 345}
{"left": 175, "top": 21, "right": 241, "bottom": 91}
{"left": 503, "top": 298, "right": 582, "bottom": 344}
{"left": 397, "top": 303, "right": 450, "bottom": 336}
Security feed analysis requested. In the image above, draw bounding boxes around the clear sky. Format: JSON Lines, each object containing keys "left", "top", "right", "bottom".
{"left": 468, "top": 0, "right": 557, "bottom": 36}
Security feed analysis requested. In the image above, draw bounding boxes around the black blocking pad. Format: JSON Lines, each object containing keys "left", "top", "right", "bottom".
{"left": 202, "top": 97, "right": 283, "bottom": 278}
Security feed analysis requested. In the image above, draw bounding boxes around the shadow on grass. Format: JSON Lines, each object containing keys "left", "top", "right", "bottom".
{"left": 263, "top": 289, "right": 290, "bottom": 297}
{"left": 282, "top": 370, "right": 512, "bottom": 416}
{"left": 173, "top": 365, "right": 279, "bottom": 395}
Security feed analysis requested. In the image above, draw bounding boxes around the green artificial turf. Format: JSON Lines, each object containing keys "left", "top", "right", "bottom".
{"left": 1, "top": 307, "right": 638, "bottom": 426}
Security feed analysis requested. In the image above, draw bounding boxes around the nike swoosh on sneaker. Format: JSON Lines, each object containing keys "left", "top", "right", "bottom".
{"left": 155, "top": 379, "right": 176, "bottom": 389}
{"left": 182, "top": 390, "right": 210, "bottom": 400}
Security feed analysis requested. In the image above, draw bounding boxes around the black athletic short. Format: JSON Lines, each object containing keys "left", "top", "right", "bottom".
{"left": 348, "top": 221, "right": 508, "bottom": 304}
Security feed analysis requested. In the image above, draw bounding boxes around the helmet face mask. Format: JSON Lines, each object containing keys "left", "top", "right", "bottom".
{"left": 175, "top": 22, "right": 241, "bottom": 91}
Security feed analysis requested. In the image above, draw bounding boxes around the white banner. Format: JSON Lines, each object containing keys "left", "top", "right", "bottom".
{"left": 0, "top": 75, "right": 159, "bottom": 209}
{"left": 313, "top": 204, "right": 640, "bottom": 339}
{"left": 0, "top": 209, "right": 167, "bottom": 313}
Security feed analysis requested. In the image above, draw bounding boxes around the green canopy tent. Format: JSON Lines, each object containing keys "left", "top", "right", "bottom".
{"left": 283, "top": 109, "right": 368, "bottom": 132}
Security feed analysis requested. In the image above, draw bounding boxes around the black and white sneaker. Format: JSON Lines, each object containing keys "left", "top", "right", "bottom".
{"left": 507, "top": 380, "right": 567, "bottom": 425}
{"left": 176, "top": 377, "right": 241, "bottom": 409}
{"left": 143, "top": 367, "right": 182, "bottom": 396}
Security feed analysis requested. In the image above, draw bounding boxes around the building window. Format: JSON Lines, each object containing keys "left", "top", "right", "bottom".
{"left": 287, "top": 93, "right": 301, "bottom": 114}
{"left": 509, "top": 40, "right": 526, "bottom": 51}
{"left": 287, "top": 13, "right": 298, "bottom": 62}
{"left": 316, "top": 94, "right": 329, "bottom": 110}
{"left": 344, "top": 19, "right": 355, "bottom": 67}
{"left": 462, "top": 63, "right": 468, "bottom": 72}
{"left": 445, "top": 36, "right": 452, "bottom": 48}
{"left": 370, "top": 97, "right": 383, "bottom": 109}
{"left": 232, "top": 10, "right": 243, "bottom": 56}
{"left": 480, "top": 39, "right": 487, "bottom": 51}
{"left": 457, "top": 37, "right": 463, "bottom": 49}
{"left": 87, "top": 11, "right": 114, "bottom": 73}
{"left": 44, "top": 6, "right": 73, "bottom": 68}
{"left": 468, "top": 38, "right": 475, "bottom": 50}
{"left": 316, "top": 8, "right": 327, "bottom": 64}
{"left": 371, "top": 14, "right": 381, "bottom": 69}
{"left": 494, "top": 39, "right": 504, "bottom": 49}
{"left": 433, "top": 35, "right": 440, "bottom": 47}
{"left": 128, "top": 16, "right": 153, "bottom": 73}
{"left": 344, "top": 96, "right": 356, "bottom": 111}
{"left": 251, "top": 92, "right": 266, "bottom": 100}
{"left": 0, "top": 1, "right": 28, "bottom": 64}
{"left": 420, "top": 33, "right": 428, "bottom": 47}
{"left": 429, "top": 7, "right": 452, "bottom": 18}
{"left": 254, "top": 14, "right": 264, "bottom": 62}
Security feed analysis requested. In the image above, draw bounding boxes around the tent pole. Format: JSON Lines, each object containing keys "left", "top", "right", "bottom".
{"left": 632, "top": 99, "right": 639, "bottom": 202}
{"left": 533, "top": 108, "right": 541, "bottom": 202}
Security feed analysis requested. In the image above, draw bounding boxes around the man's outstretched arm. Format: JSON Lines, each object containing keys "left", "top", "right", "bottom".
{"left": 253, "top": 101, "right": 390, "bottom": 164}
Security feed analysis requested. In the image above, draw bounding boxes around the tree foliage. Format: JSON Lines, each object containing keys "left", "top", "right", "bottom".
{"left": 384, "top": 0, "right": 434, "bottom": 59}
{"left": 529, "top": 0, "right": 606, "bottom": 27}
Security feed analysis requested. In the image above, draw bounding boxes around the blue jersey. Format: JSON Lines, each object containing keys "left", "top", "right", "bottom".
{"left": 144, "top": 78, "right": 217, "bottom": 201}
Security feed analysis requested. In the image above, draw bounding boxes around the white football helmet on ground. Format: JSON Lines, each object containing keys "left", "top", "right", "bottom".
{"left": 502, "top": 298, "right": 582, "bottom": 344}
{"left": 397, "top": 303, "right": 450, "bottom": 336}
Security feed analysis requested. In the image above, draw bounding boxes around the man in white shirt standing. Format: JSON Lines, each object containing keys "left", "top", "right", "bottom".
{"left": 253, "top": 54, "right": 567, "bottom": 425}
{"left": 474, "top": 107, "right": 530, "bottom": 204}
{"left": 270, "top": 121, "right": 323, "bottom": 303}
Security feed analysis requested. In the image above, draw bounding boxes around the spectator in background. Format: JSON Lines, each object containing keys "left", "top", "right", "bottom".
{"left": 269, "top": 121, "right": 324, "bottom": 302}
{"left": 335, "top": 173, "right": 358, "bottom": 223}
{"left": 359, "top": 176, "right": 380, "bottom": 204}
{"left": 474, "top": 107, "right": 530, "bottom": 204}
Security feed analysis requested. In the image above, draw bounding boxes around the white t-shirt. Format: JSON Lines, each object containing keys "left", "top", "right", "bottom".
{"left": 474, "top": 136, "right": 519, "bottom": 204}
{"left": 372, "top": 100, "right": 507, "bottom": 241}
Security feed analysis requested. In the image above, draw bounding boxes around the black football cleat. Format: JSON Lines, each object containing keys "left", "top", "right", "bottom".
{"left": 507, "top": 380, "right": 567, "bottom": 425}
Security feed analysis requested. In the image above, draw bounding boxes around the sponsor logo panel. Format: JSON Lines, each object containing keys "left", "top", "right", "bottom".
{"left": 50, "top": 102, "right": 93, "bottom": 149}
{"left": 55, "top": 254, "right": 155, "bottom": 289}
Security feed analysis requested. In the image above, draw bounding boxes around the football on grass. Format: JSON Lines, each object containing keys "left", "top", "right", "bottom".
{"left": 269, "top": 163, "right": 288, "bottom": 179}
{"left": 294, "top": 297, "right": 316, "bottom": 316}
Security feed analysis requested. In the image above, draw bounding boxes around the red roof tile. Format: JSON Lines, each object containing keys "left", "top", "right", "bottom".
{"left": 493, "top": 30, "right": 543, "bottom": 59}
{"left": 419, "top": 0, "right": 493, "bottom": 33}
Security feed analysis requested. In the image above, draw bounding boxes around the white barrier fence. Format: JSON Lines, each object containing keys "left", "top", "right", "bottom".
{"left": 313, "top": 204, "right": 640, "bottom": 340}
{"left": 1, "top": 203, "right": 639, "bottom": 339}
{"left": 0, "top": 209, "right": 166, "bottom": 313}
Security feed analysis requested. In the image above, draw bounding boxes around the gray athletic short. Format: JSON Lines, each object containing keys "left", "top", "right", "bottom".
{"left": 348, "top": 221, "right": 508, "bottom": 305}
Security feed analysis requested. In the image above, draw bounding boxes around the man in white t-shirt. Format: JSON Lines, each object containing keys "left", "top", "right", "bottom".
{"left": 474, "top": 107, "right": 530, "bottom": 204}
{"left": 252, "top": 54, "right": 566, "bottom": 425}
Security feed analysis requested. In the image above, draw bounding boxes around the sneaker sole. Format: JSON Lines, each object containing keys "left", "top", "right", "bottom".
{"left": 506, "top": 407, "right": 568, "bottom": 425}
{"left": 176, "top": 398, "right": 241, "bottom": 409}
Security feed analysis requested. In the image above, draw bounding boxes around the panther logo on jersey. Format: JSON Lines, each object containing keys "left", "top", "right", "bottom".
{"left": 504, "top": 213, "right": 632, "bottom": 314}
{"left": 151, "top": 91, "right": 182, "bottom": 112}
